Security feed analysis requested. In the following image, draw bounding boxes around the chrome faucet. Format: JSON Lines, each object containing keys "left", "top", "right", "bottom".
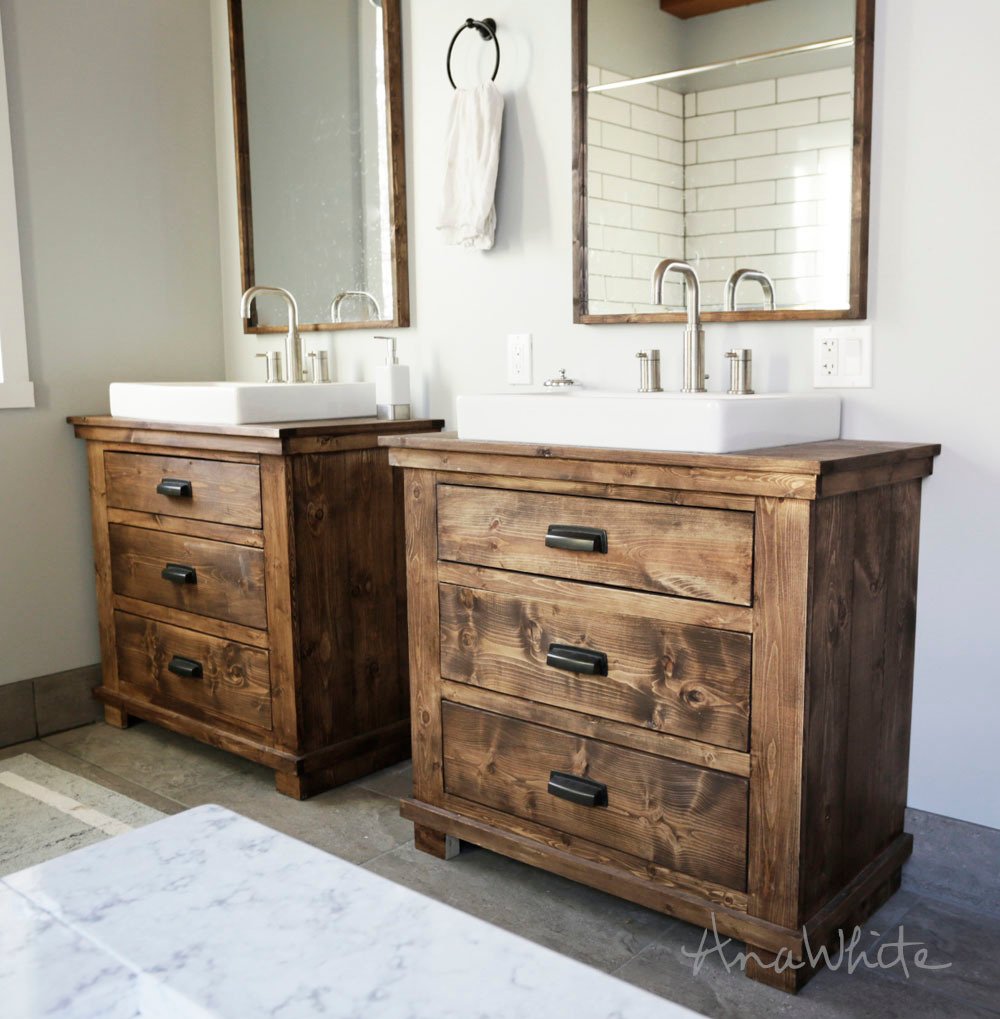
{"left": 241, "top": 286, "right": 304, "bottom": 383}
{"left": 650, "top": 259, "right": 706, "bottom": 393}
{"left": 724, "top": 268, "right": 775, "bottom": 312}
{"left": 331, "top": 290, "right": 382, "bottom": 323}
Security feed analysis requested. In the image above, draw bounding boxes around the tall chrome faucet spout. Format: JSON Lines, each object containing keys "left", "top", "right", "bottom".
{"left": 650, "top": 259, "right": 706, "bottom": 393}
{"left": 241, "top": 286, "right": 304, "bottom": 384}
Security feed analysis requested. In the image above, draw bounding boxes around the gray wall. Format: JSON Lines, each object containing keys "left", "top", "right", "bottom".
{"left": 0, "top": 0, "right": 224, "bottom": 685}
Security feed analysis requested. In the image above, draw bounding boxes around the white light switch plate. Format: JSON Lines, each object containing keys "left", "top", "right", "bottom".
{"left": 814, "top": 325, "right": 872, "bottom": 388}
{"left": 507, "top": 333, "right": 533, "bottom": 385}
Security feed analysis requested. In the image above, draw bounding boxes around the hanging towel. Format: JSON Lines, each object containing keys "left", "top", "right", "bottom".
{"left": 438, "top": 81, "right": 504, "bottom": 250}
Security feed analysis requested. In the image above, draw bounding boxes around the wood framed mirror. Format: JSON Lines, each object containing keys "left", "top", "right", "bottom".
{"left": 229, "top": 0, "right": 409, "bottom": 333}
{"left": 572, "top": 0, "right": 874, "bottom": 323}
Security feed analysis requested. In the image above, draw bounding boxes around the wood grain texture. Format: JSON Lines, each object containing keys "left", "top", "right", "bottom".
{"left": 109, "top": 524, "right": 266, "bottom": 629}
{"left": 114, "top": 611, "right": 272, "bottom": 731}
{"left": 85, "top": 442, "right": 119, "bottom": 696}
{"left": 440, "top": 583, "right": 751, "bottom": 749}
{"left": 112, "top": 595, "right": 269, "bottom": 651}
{"left": 106, "top": 508, "right": 265, "bottom": 548}
{"left": 104, "top": 451, "right": 262, "bottom": 528}
{"left": 437, "top": 484, "right": 754, "bottom": 604}
{"left": 413, "top": 823, "right": 461, "bottom": 860}
{"left": 660, "top": 0, "right": 768, "bottom": 17}
{"left": 442, "top": 702, "right": 749, "bottom": 889}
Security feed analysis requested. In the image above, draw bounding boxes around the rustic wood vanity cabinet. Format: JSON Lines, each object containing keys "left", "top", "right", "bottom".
{"left": 382, "top": 434, "right": 940, "bottom": 990}
{"left": 70, "top": 415, "right": 442, "bottom": 798}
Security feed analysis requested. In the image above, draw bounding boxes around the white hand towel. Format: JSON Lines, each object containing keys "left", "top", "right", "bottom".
{"left": 438, "top": 81, "right": 504, "bottom": 250}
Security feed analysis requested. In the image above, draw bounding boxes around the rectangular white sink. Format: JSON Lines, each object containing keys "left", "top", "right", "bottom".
{"left": 457, "top": 390, "right": 841, "bottom": 454}
{"left": 109, "top": 381, "right": 376, "bottom": 426}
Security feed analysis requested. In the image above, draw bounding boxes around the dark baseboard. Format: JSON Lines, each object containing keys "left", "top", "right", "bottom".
{"left": 0, "top": 665, "right": 103, "bottom": 748}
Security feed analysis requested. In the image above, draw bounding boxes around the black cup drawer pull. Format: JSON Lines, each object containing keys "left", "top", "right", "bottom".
{"left": 167, "top": 656, "right": 203, "bottom": 679}
{"left": 544, "top": 524, "right": 608, "bottom": 554}
{"left": 548, "top": 771, "right": 608, "bottom": 808}
{"left": 156, "top": 478, "right": 193, "bottom": 498}
{"left": 161, "top": 563, "right": 197, "bottom": 585}
{"left": 546, "top": 644, "right": 608, "bottom": 676}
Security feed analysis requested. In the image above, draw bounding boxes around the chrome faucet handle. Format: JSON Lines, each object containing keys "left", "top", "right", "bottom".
{"left": 543, "top": 369, "right": 577, "bottom": 388}
{"left": 636, "top": 350, "right": 663, "bottom": 393}
{"left": 725, "top": 349, "right": 753, "bottom": 395}
{"left": 255, "top": 350, "right": 284, "bottom": 383}
{"left": 307, "top": 351, "right": 331, "bottom": 384}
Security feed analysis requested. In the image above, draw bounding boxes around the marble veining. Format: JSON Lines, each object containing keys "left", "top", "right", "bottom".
{"left": 3, "top": 805, "right": 701, "bottom": 1018}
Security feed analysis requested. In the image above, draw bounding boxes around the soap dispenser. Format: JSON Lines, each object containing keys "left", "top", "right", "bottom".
{"left": 374, "top": 335, "right": 411, "bottom": 420}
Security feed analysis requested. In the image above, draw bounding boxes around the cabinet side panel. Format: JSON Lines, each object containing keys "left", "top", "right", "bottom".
{"left": 748, "top": 497, "right": 812, "bottom": 927}
{"left": 86, "top": 443, "right": 119, "bottom": 694}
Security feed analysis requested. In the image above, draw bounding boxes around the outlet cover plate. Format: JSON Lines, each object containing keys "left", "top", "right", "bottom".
{"left": 813, "top": 325, "right": 872, "bottom": 388}
{"left": 507, "top": 333, "right": 533, "bottom": 385}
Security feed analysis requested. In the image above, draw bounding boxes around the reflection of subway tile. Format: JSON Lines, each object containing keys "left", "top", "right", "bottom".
{"left": 588, "top": 93, "right": 630, "bottom": 127}
{"left": 587, "top": 172, "right": 602, "bottom": 199}
{"left": 774, "top": 275, "right": 824, "bottom": 307}
{"left": 689, "top": 230, "right": 776, "bottom": 258}
{"left": 736, "top": 98, "right": 818, "bottom": 134}
{"left": 738, "top": 150, "right": 818, "bottom": 183}
{"left": 616, "top": 81, "right": 661, "bottom": 111}
{"left": 587, "top": 65, "right": 599, "bottom": 87}
{"left": 741, "top": 252, "right": 817, "bottom": 279}
{"left": 589, "top": 250, "right": 632, "bottom": 278}
{"left": 633, "top": 206, "right": 683, "bottom": 235}
{"left": 634, "top": 254, "right": 683, "bottom": 280}
{"left": 631, "top": 156, "right": 682, "bottom": 187}
{"left": 696, "top": 180, "right": 776, "bottom": 212}
{"left": 588, "top": 146, "right": 630, "bottom": 177}
{"left": 603, "top": 225, "right": 663, "bottom": 255}
{"left": 698, "top": 130, "right": 776, "bottom": 162}
{"left": 602, "top": 123, "right": 658, "bottom": 159}
{"left": 599, "top": 68, "right": 626, "bottom": 85}
{"left": 685, "top": 161, "right": 735, "bottom": 189}
{"left": 685, "top": 256, "right": 735, "bottom": 283}
{"left": 588, "top": 119, "right": 601, "bottom": 146}
{"left": 658, "top": 88, "right": 683, "bottom": 117}
{"left": 603, "top": 175, "right": 658, "bottom": 208}
{"left": 777, "top": 66, "right": 854, "bottom": 102}
{"left": 776, "top": 174, "right": 834, "bottom": 202}
{"left": 737, "top": 201, "right": 817, "bottom": 232}
{"left": 819, "top": 146, "right": 853, "bottom": 175}
{"left": 776, "top": 226, "right": 823, "bottom": 253}
{"left": 658, "top": 186, "right": 685, "bottom": 212}
{"left": 632, "top": 105, "right": 683, "bottom": 141}
{"left": 588, "top": 198, "right": 631, "bottom": 228}
{"left": 607, "top": 276, "right": 657, "bottom": 304}
{"left": 697, "top": 79, "right": 776, "bottom": 115}
{"left": 686, "top": 111, "right": 734, "bottom": 141}
{"left": 657, "top": 137, "right": 684, "bottom": 165}
{"left": 778, "top": 120, "right": 853, "bottom": 153}
{"left": 684, "top": 93, "right": 696, "bottom": 118}
{"left": 820, "top": 93, "right": 853, "bottom": 121}
{"left": 686, "top": 209, "right": 736, "bottom": 236}
{"left": 587, "top": 274, "right": 606, "bottom": 301}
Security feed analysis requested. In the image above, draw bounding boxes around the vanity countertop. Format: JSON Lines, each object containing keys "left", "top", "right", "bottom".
{"left": 0, "top": 805, "right": 701, "bottom": 1019}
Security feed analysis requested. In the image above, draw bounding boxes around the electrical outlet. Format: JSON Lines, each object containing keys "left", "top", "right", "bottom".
{"left": 507, "top": 333, "right": 533, "bottom": 385}
{"left": 814, "top": 326, "right": 872, "bottom": 388}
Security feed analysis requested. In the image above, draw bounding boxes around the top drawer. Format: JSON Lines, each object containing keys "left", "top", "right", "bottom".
{"left": 437, "top": 485, "right": 753, "bottom": 606}
{"left": 104, "top": 453, "right": 262, "bottom": 529}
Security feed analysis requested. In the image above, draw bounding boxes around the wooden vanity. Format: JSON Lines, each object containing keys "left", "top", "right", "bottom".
{"left": 382, "top": 433, "right": 940, "bottom": 990}
{"left": 70, "top": 415, "right": 442, "bottom": 798}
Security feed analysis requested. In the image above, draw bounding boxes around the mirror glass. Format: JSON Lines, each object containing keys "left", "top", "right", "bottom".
{"left": 230, "top": 0, "right": 408, "bottom": 331}
{"left": 576, "top": 0, "right": 871, "bottom": 321}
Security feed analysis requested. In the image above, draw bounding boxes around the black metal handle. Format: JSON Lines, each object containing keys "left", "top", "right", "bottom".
{"left": 546, "top": 644, "right": 608, "bottom": 676}
{"left": 544, "top": 524, "right": 608, "bottom": 554}
{"left": 548, "top": 771, "right": 607, "bottom": 808}
{"left": 167, "top": 656, "right": 203, "bottom": 679}
{"left": 161, "top": 563, "right": 197, "bottom": 585}
{"left": 156, "top": 478, "right": 192, "bottom": 498}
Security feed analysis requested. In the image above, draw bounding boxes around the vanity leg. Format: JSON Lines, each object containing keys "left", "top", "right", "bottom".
{"left": 103, "top": 705, "right": 133, "bottom": 729}
{"left": 274, "top": 771, "right": 309, "bottom": 800}
{"left": 414, "top": 823, "right": 461, "bottom": 860}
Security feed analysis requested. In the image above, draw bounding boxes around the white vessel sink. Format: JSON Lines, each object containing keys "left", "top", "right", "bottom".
{"left": 457, "top": 390, "right": 841, "bottom": 454}
{"left": 109, "top": 381, "right": 376, "bottom": 426}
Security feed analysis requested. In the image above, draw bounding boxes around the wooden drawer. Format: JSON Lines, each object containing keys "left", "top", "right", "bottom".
{"left": 437, "top": 485, "right": 753, "bottom": 605}
{"left": 439, "top": 583, "right": 750, "bottom": 750}
{"left": 109, "top": 524, "right": 267, "bottom": 630}
{"left": 442, "top": 702, "right": 748, "bottom": 889}
{"left": 114, "top": 612, "right": 272, "bottom": 731}
{"left": 105, "top": 452, "right": 262, "bottom": 528}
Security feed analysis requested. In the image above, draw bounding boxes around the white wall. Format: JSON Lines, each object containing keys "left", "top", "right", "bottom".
{"left": 215, "top": 0, "right": 997, "bottom": 829}
{"left": 0, "top": 0, "right": 224, "bottom": 685}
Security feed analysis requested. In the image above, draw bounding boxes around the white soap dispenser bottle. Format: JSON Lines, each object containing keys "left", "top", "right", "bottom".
{"left": 374, "top": 335, "right": 411, "bottom": 420}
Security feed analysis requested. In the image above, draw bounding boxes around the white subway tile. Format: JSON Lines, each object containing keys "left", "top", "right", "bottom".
{"left": 686, "top": 111, "right": 735, "bottom": 141}
{"left": 658, "top": 87, "right": 684, "bottom": 117}
{"left": 658, "top": 137, "right": 685, "bottom": 165}
{"left": 773, "top": 276, "right": 822, "bottom": 308}
{"left": 633, "top": 205, "right": 683, "bottom": 234}
{"left": 587, "top": 65, "right": 599, "bottom": 87}
{"left": 588, "top": 224, "right": 605, "bottom": 249}
{"left": 589, "top": 93, "right": 630, "bottom": 127}
{"left": 588, "top": 119, "right": 601, "bottom": 146}
{"left": 749, "top": 252, "right": 817, "bottom": 279}
{"left": 697, "top": 130, "right": 776, "bottom": 163}
{"left": 820, "top": 93, "right": 853, "bottom": 121}
{"left": 588, "top": 300, "right": 622, "bottom": 315}
{"left": 618, "top": 81, "right": 661, "bottom": 110}
{"left": 687, "top": 256, "right": 735, "bottom": 282}
{"left": 602, "top": 175, "right": 658, "bottom": 208}
{"left": 587, "top": 274, "right": 606, "bottom": 300}
{"left": 633, "top": 253, "right": 676, "bottom": 280}
{"left": 736, "top": 201, "right": 817, "bottom": 231}
{"left": 587, "top": 172, "right": 603, "bottom": 199}
{"left": 775, "top": 226, "right": 823, "bottom": 253}
{"left": 685, "top": 161, "right": 736, "bottom": 189}
{"left": 589, "top": 249, "right": 633, "bottom": 277}
{"left": 736, "top": 99, "right": 818, "bottom": 134}
{"left": 607, "top": 276, "right": 657, "bottom": 304}
{"left": 659, "top": 186, "right": 685, "bottom": 212}
{"left": 686, "top": 209, "right": 736, "bottom": 236}
{"left": 659, "top": 232, "right": 685, "bottom": 250}
{"left": 684, "top": 141, "right": 698, "bottom": 164}
{"left": 819, "top": 146, "right": 853, "bottom": 175}
{"left": 777, "top": 66, "right": 854, "bottom": 102}
{"left": 777, "top": 173, "right": 845, "bottom": 202}
{"left": 736, "top": 150, "right": 818, "bottom": 183}
{"left": 602, "top": 123, "right": 659, "bottom": 159}
{"left": 588, "top": 197, "right": 632, "bottom": 228}
{"left": 588, "top": 145, "right": 630, "bottom": 177}
{"left": 688, "top": 230, "right": 775, "bottom": 258}
{"left": 633, "top": 105, "right": 684, "bottom": 141}
{"left": 631, "top": 156, "right": 681, "bottom": 187}
{"left": 699, "top": 281, "right": 727, "bottom": 312}
{"left": 603, "top": 225, "right": 663, "bottom": 255}
{"left": 684, "top": 93, "right": 696, "bottom": 118}
{"left": 777, "top": 120, "right": 852, "bottom": 153}
{"left": 696, "top": 180, "right": 776, "bottom": 211}
{"left": 696, "top": 79, "right": 776, "bottom": 115}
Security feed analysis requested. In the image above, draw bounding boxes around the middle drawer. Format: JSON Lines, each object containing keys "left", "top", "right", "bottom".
{"left": 440, "top": 583, "right": 750, "bottom": 750}
{"left": 109, "top": 524, "right": 267, "bottom": 630}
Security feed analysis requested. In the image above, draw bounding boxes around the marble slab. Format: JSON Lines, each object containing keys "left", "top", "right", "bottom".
{"left": 4, "top": 804, "right": 703, "bottom": 1019}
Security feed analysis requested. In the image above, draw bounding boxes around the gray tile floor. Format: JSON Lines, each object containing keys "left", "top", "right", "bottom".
{"left": 3, "top": 721, "right": 998, "bottom": 1018}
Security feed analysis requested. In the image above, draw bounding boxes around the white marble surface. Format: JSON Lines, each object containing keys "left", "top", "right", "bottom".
{"left": 2, "top": 805, "right": 702, "bottom": 1018}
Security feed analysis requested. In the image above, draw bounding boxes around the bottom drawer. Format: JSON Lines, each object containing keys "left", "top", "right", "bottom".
{"left": 441, "top": 701, "right": 748, "bottom": 890}
{"left": 114, "top": 612, "right": 272, "bottom": 731}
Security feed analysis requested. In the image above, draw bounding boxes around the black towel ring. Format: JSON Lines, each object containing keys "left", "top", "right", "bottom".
{"left": 446, "top": 17, "right": 500, "bottom": 90}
